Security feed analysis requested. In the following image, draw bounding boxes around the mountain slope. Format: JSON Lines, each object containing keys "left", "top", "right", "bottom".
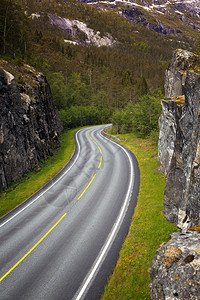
{"left": 4, "top": 0, "right": 198, "bottom": 127}
{"left": 80, "top": 0, "right": 200, "bottom": 41}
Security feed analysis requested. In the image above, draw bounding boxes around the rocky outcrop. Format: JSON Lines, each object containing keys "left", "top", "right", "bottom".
{"left": 158, "top": 49, "right": 200, "bottom": 229}
{"left": 121, "top": 9, "right": 182, "bottom": 35}
{"left": 150, "top": 49, "right": 200, "bottom": 299}
{"left": 149, "top": 230, "right": 200, "bottom": 299}
{"left": 0, "top": 62, "right": 62, "bottom": 191}
{"left": 48, "top": 14, "right": 116, "bottom": 47}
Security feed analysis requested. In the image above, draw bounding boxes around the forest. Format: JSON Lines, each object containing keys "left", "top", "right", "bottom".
{"left": 0, "top": 0, "right": 198, "bottom": 136}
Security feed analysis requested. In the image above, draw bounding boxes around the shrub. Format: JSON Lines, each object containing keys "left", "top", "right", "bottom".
{"left": 132, "top": 92, "right": 162, "bottom": 136}
{"left": 112, "top": 91, "right": 162, "bottom": 137}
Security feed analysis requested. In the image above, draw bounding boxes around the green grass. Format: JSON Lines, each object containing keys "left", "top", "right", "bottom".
{"left": 0, "top": 128, "right": 77, "bottom": 218}
{"left": 102, "top": 131, "right": 178, "bottom": 300}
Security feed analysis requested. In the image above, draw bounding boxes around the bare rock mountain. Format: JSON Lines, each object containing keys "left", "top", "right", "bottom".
{"left": 0, "top": 62, "right": 62, "bottom": 191}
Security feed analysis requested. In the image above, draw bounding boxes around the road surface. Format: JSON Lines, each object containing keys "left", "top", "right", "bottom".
{"left": 0, "top": 125, "right": 140, "bottom": 300}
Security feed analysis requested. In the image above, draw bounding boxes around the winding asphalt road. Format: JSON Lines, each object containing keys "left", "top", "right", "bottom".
{"left": 0, "top": 125, "right": 140, "bottom": 300}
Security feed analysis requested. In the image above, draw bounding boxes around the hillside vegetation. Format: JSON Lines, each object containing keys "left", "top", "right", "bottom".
{"left": 1, "top": 0, "right": 198, "bottom": 132}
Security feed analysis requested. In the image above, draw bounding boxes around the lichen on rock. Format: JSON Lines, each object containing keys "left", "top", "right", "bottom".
{"left": 163, "top": 246, "right": 182, "bottom": 269}
{"left": 149, "top": 231, "right": 200, "bottom": 299}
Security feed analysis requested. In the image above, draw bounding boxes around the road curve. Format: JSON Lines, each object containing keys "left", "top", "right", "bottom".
{"left": 0, "top": 125, "right": 140, "bottom": 300}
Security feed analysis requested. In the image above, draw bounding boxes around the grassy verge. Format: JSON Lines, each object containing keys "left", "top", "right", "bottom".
{"left": 102, "top": 131, "right": 178, "bottom": 300}
{"left": 0, "top": 128, "right": 77, "bottom": 218}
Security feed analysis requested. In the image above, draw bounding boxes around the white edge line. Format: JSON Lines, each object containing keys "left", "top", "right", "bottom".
{"left": 73, "top": 129, "right": 134, "bottom": 300}
{"left": 0, "top": 130, "right": 81, "bottom": 228}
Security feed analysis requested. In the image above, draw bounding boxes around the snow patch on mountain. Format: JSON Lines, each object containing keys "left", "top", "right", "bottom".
{"left": 64, "top": 40, "right": 79, "bottom": 45}
{"left": 88, "top": 0, "right": 151, "bottom": 11}
{"left": 30, "top": 13, "right": 40, "bottom": 19}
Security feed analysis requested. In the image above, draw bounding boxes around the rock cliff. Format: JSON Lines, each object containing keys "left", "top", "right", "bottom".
{"left": 158, "top": 49, "right": 200, "bottom": 230}
{"left": 0, "top": 61, "right": 62, "bottom": 191}
{"left": 149, "top": 49, "right": 200, "bottom": 299}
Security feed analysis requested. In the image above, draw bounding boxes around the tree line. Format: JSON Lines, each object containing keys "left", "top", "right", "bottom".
{"left": 0, "top": 0, "right": 29, "bottom": 58}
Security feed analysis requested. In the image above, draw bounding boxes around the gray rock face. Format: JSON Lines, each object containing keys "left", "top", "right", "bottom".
{"left": 121, "top": 8, "right": 181, "bottom": 35}
{"left": 0, "top": 63, "right": 62, "bottom": 191}
{"left": 149, "top": 230, "right": 200, "bottom": 300}
{"left": 150, "top": 49, "right": 200, "bottom": 299}
{"left": 48, "top": 14, "right": 116, "bottom": 47}
{"left": 158, "top": 49, "right": 200, "bottom": 229}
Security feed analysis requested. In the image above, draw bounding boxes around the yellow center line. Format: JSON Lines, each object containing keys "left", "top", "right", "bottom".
{"left": 0, "top": 213, "right": 67, "bottom": 283}
{"left": 77, "top": 174, "right": 96, "bottom": 200}
{"left": 88, "top": 133, "right": 97, "bottom": 145}
{"left": 98, "top": 146, "right": 102, "bottom": 154}
{"left": 77, "top": 130, "right": 102, "bottom": 200}
{"left": 0, "top": 131, "right": 102, "bottom": 282}
{"left": 98, "top": 156, "right": 102, "bottom": 169}
{"left": 0, "top": 130, "right": 102, "bottom": 283}
{"left": 88, "top": 131, "right": 102, "bottom": 159}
